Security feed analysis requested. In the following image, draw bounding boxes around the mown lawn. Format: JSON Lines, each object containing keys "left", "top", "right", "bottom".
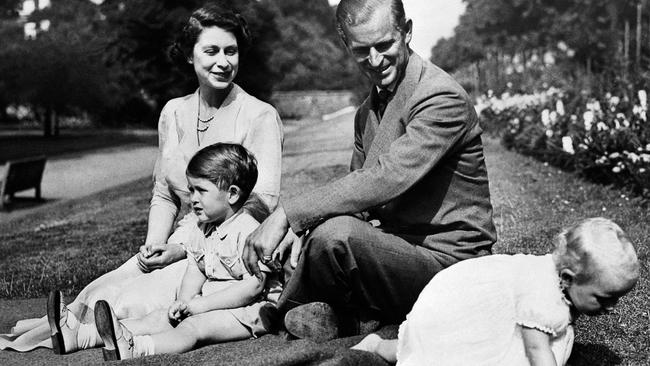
{"left": 0, "top": 138, "right": 648, "bottom": 365}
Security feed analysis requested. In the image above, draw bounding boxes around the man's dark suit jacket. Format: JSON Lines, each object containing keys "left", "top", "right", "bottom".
{"left": 284, "top": 52, "right": 496, "bottom": 263}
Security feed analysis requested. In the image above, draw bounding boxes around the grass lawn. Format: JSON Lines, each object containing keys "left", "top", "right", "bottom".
{"left": 0, "top": 129, "right": 157, "bottom": 164}
{"left": 0, "top": 138, "right": 648, "bottom": 365}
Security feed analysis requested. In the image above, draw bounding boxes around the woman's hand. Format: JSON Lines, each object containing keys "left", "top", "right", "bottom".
{"left": 137, "top": 243, "right": 186, "bottom": 272}
{"left": 168, "top": 300, "right": 192, "bottom": 323}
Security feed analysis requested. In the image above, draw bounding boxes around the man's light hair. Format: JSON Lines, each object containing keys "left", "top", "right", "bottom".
{"left": 552, "top": 217, "right": 639, "bottom": 284}
{"left": 335, "top": 0, "right": 407, "bottom": 44}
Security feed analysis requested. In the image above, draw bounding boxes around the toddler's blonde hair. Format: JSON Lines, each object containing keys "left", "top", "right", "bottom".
{"left": 552, "top": 217, "right": 639, "bottom": 284}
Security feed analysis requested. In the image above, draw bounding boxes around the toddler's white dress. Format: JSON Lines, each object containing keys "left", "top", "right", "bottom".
{"left": 397, "top": 254, "right": 574, "bottom": 366}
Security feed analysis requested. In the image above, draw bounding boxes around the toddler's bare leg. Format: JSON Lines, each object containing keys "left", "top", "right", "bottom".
{"left": 352, "top": 334, "right": 398, "bottom": 363}
{"left": 149, "top": 310, "right": 250, "bottom": 354}
{"left": 376, "top": 338, "right": 397, "bottom": 363}
{"left": 121, "top": 309, "right": 172, "bottom": 336}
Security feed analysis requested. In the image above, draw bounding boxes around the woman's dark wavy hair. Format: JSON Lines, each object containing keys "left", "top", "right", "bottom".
{"left": 168, "top": 1, "right": 252, "bottom": 67}
{"left": 186, "top": 143, "right": 258, "bottom": 206}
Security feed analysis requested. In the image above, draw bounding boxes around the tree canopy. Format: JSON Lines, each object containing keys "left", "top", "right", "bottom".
{"left": 0, "top": 0, "right": 366, "bottom": 130}
{"left": 431, "top": 0, "right": 644, "bottom": 92}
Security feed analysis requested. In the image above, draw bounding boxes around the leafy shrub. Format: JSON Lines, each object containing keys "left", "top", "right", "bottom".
{"left": 478, "top": 88, "right": 650, "bottom": 198}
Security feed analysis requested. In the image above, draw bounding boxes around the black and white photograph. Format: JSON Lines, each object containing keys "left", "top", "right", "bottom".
{"left": 0, "top": 0, "right": 648, "bottom": 365}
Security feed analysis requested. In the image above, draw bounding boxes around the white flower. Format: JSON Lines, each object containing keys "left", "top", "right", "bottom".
{"left": 583, "top": 111, "right": 594, "bottom": 130}
{"left": 609, "top": 152, "right": 621, "bottom": 159}
{"left": 541, "top": 109, "right": 551, "bottom": 126}
{"left": 579, "top": 143, "right": 588, "bottom": 150}
{"left": 646, "top": 144, "right": 650, "bottom": 151}
{"left": 609, "top": 96, "right": 620, "bottom": 106}
{"left": 627, "top": 153, "right": 640, "bottom": 163}
{"left": 556, "top": 100, "right": 565, "bottom": 116}
{"left": 596, "top": 121, "right": 608, "bottom": 131}
{"left": 562, "top": 136, "right": 575, "bottom": 154}
{"left": 639, "top": 90, "right": 647, "bottom": 109}
{"left": 550, "top": 111, "right": 558, "bottom": 124}
{"left": 612, "top": 166, "right": 622, "bottom": 173}
{"left": 545, "top": 129, "right": 553, "bottom": 138}
{"left": 640, "top": 168, "right": 647, "bottom": 173}
{"left": 593, "top": 101, "right": 601, "bottom": 111}
{"left": 641, "top": 153, "right": 650, "bottom": 163}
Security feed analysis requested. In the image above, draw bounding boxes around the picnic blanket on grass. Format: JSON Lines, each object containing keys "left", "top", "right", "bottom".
{"left": 0, "top": 298, "right": 395, "bottom": 365}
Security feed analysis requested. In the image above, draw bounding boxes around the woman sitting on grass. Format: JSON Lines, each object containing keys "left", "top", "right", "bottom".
{"left": 0, "top": 2, "right": 282, "bottom": 353}
{"left": 352, "top": 217, "right": 640, "bottom": 366}
{"left": 52, "top": 143, "right": 281, "bottom": 359}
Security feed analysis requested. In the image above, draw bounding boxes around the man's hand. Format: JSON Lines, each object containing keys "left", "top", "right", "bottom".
{"left": 137, "top": 243, "right": 186, "bottom": 273}
{"left": 243, "top": 206, "right": 291, "bottom": 278}
{"left": 272, "top": 229, "right": 304, "bottom": 269}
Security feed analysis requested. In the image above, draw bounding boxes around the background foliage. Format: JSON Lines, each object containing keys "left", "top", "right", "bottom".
{"left": 431, "top": 0, "right": 646, "bottom": 95}
{"left": 0, "top": 0, "right": 365, "bottom": 131}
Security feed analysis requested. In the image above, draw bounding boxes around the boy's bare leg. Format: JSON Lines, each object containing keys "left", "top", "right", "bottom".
{"left": 149, "top": 309, "right": 251, "bottom": 354}
{"left": 121, "top": 309, "right": 172, "bottom": 336}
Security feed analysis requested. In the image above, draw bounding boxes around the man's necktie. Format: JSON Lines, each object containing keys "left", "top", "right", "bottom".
{"left": 377, "top": 89, "right": 390, "bottom": 119}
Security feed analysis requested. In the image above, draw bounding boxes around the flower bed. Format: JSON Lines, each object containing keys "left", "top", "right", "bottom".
{"left": 477, "top": 88, "right": 650, "bottom": 198}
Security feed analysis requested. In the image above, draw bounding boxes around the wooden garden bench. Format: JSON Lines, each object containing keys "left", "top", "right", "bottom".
{"left": 0, "top": 156, "right": 47, "bottom": 209}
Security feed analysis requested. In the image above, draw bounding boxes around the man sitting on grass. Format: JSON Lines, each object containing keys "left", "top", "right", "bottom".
{"left": 243, "top": 0, "right": 497, "bottom": 341}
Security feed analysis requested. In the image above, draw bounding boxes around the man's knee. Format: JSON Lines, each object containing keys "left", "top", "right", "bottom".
{"left": 307, "top": 216, "right": 360, "bottom": 257}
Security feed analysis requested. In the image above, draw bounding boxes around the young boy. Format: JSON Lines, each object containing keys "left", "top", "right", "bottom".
{"left": 95, "top": 143, "right": 280, "bottom": 360}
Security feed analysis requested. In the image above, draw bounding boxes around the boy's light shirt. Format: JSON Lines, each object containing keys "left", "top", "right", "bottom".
{"left": 170, "top": 211, "right": 271, "bottom": 280}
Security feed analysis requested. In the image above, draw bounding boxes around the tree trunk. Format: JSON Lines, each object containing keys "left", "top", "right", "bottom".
{"left": 53, "top": 108, "right": 59, "bottom": 137}
{"left": 495, "top": 49, "right": 501, "bottom": 90}
{"left": 475, "top": 61, "right": 481, "bottom": 95}
{"left": 43, "top": 105, "right": 52, "bottom": 137}
{"left": 636, "top": 3, "right": 642, "bottom": 70}
{"left": 0, "top": 104, "right": 7, "bottom": 124}
{"left": 625, "top": 20, "right": 630, "bottom": 66}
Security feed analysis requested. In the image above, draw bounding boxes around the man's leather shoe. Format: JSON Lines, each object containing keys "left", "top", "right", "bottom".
{"left": 284, "top": 302, "right": 381, "bottom": 342}
{"left": 284, "top": 302, "right": 340, "bottom": 342}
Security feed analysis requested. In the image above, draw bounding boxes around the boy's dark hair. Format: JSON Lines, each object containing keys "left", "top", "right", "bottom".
{"left": 186, "top": 143, "right": 258, "bottom": 205}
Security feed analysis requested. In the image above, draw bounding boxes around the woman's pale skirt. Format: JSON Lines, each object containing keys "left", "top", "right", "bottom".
{"left": 0, "top": 256, "right": 187, "bottom": 352}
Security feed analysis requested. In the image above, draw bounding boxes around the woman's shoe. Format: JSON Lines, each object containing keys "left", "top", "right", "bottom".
{"left": 94, "top": 300, "right": 134, "bottom": 360}
{"left": 46, "top": 290, "right": 80, "bottom": 354}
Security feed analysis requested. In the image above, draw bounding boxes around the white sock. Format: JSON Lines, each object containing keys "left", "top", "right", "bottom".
{"left": 132, "top": 335, "right": 155, "bottom": 357}
{"left": 76, "top": 322, "right": 99, "bottom": 349}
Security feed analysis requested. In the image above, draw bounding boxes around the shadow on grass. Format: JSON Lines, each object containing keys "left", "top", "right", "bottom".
{"left": 568, "top": 342, "right": 621, "bottom": 365}
{"left": 0, "top": 196, "right": 55, "bottom": 212}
